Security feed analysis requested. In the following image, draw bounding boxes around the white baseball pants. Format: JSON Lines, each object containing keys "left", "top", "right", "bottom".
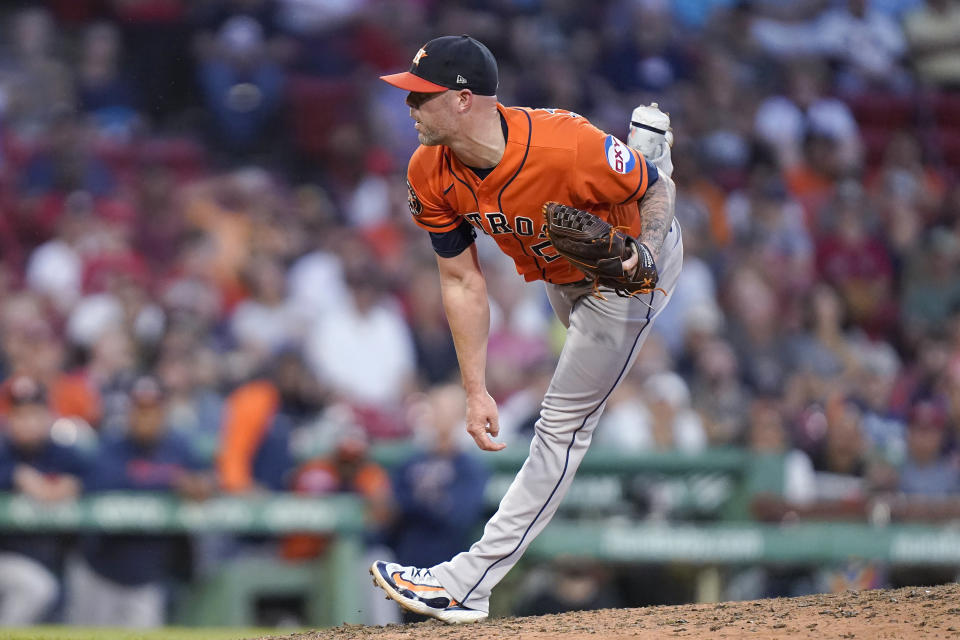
{"left": 432, "top": 220, "right": 683, "bottom": 611}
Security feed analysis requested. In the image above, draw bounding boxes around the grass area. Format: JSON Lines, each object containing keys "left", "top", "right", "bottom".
{"left": 0, "top": 627, "right": 281, "bottom": 640}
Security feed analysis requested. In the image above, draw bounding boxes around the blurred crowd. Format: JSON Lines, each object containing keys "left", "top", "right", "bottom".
{"left": 1, "top": 0, "right": 960, "bottom": 628}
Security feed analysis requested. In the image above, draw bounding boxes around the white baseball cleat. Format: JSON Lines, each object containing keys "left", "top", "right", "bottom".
{"left": 628, "top": 102, "right": 674, "bottom": 179}
{"left": 370, "top": 561, "right": 488, "bottom": 624}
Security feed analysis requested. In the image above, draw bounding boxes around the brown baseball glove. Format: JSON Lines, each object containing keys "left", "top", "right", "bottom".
{"left": 543, "top": 201, "right": 660, "bottom": 298}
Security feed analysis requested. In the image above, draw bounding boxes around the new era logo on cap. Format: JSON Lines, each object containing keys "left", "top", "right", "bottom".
{"left": 380, "top": 35, "right": 499, "bottom": 96}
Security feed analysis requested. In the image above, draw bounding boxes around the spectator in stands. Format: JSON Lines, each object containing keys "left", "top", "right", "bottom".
{"left": 784, "top": 132, "right": 845, "bottom": 229}
{"left": 229, "top": 253, "right": 305, "bottom": 367}
{"left": 650, "top": 186, "right": 721, "bottom": 356}
{"left": 724, "top": 266, "right": 793, "bottom": 394}
{"left": 790, "top": 283, "right": 853, "bottom": 380}
{"left": 596, "top": 371, "right": 707, "bottom": 453}
{"left": 305, "top": 263, "right": 416, "bottom": 415}
{"left": 75, "top": 21, "right": 140, "bottom": 138}
{"left": 155, "top": 346, "right": 225, "bottom": 455}
{"left": 748, "top": 396, "right": 817, "bottom": 506}
{"left": 903, "top": 0, "right": 960, "bottom": 88}
{"left": 690, "top": 47, "right": 755, "bottom": 192}
{"left": 901, "top": 228, "right": 960, "bottom": 340}
{"left": 672, "top": 0, "right": 738, "bottom": 30}
{"left": 753, "top": 60, "right": 861, "bottom": 170}
{"left": 179, "top": 168, "right": 283, "bottom": 312}
{"left": 65, "top": 327, "right": 139, "bottom": 434}
{"left": 160, "top": 235, "right": 227, "bottom": 335}
{"left": 898, "top": 400, "right": 959, "bottom": 495}
{"left": 946, "top": 358, "right": 960, "bottom": 455}
{"left": 485, "top": 329, "right": 553, "bottom": 425}
{"left": 0, "top": 293, "right": 97, "bottom": 428}
{"left": 689, "top": 337, "right": 751, "bottom": 446}
{"left": 754, "top": 392, "right": 889, "bottom": 591}
{"left": 496, "top": 356, "right": 557, "bottom": 446}
{"left": 815, "top": 182, "right": 898, "bottom": 338}
{"left": 217, "top": 349, "right": 324, "bottom": 494}
{"left": 675, "top": 301, "right": 724, "bottom": 378}
{"left": 283, "top": 425, "right": 392, "bottom": 559}
{"left": 61, "top": 201, "right": 159, "bottom": 354}
{"left": 854, "top": 342, "right": 907, "bottom": 466}
{"left": 868, "top": 132, "right": 946, "bottom": 225}
{"left": 0, "top": 377, "right": 88, "bottom": 626}
{"left": 404, "top": 264, "right": 459, "bottom": 386}
{"left": 0, "top": 6, "right": 74, "bottom": 139}
{"left": 808, "top": 394, "right": 872, "bottom": 502}
{"left": 19, "top": 110, "right": 116, "bottom": 198}
{"left": 390, "top": 384, "right": 489, "bottom": 571}
{"left": 816, "top": 0, "right": 909, "bottom": 92}
{"left": 598, "top": 1, "right": 693, "bottom": 94}
{"left": 23, "top": 194, "right": 88, "bottom": 314}
{"left": 67, "top": 376, "right": 214, "bottom": 628}
{"left": 670, "top": 139, "right": 732, "bottom": 258}
{"left": 194, "top": 13, "right": 286, "bottom": 158}
{"left": 282, "top": 424, "right": 397, "bottom": 624}
{"left": 724, "top": 167, "right": 815, "bottom": 292}
{"left": 890, "top": 333, "right": 954, "bottom": 416}
{"left": 133, "top": 162, "right": 187, "bottom": 272}
{"left": 284, "top": 194, "right": 349, "bottom": 322}
{"left": 751, "top": 0, "right": 908, "bottom": 92}
{"left": 887, "top": 399, "right": 960, "bottom": 589}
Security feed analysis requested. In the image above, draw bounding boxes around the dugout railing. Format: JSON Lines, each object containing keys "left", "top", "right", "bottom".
{"left": 1, "top": 446, "right": 959, "bottom": 626}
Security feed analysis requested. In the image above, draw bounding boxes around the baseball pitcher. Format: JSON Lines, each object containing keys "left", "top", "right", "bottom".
{"left": 371, "top": 35, "right": 682, "bottom": 623}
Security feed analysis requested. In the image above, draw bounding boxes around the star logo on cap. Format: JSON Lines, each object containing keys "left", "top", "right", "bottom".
{"left": 412, "top": 48, "right": 428, "bottom": 66}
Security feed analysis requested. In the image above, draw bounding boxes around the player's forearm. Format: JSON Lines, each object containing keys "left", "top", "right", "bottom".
{"left": 438, "top": 257, "right": 491, "bottom": 396}
{"left": 637, "top": 174, "right": 675, "bottom": 260}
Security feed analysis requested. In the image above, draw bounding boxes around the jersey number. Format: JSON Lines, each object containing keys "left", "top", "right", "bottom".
{"left": 531, "top": 240, "right": 563, "bottom": 263}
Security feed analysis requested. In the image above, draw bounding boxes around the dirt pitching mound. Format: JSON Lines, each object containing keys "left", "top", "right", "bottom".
{"left": 276, "top": 582, "right": 960, "bottom": 640}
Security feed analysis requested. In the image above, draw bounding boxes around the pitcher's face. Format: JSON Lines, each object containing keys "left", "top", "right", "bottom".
{"left": 407, "top": 90, "right": 455, "bottom": 146}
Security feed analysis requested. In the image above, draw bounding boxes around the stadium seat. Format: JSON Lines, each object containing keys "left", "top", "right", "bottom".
{"left": 847, "top": 92, "right": 916, "bottom": 129}
{"left": 932, "top": 92, "right": 960, "bottom": 131}
{"left": 139, "top": 138, "right": 208, "bottom": 180}
{"left": 861, "top": 126, "right": 897, "bottom": 168}
{"left": 286, "top": 76, "right": 360, "bottom": 158}
{"left": 936, "top": 129, "right": 960, "bottom": 169}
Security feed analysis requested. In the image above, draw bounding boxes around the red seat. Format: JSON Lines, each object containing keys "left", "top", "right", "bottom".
{"left": 860, "top": 127, "right": 896, "bottom": 168}
{"left": 937, "top": 129, "right": 960, "bottom": 168}
{"left": 94, "top": 139, "right": 138, "bottom": 187}
{"left": 286, "top": 75, "right": 360, "bottom": 158}
{"left": 847, "top": 92, "right": 916, "bottom": 129}
{"left": 139, "top": 138, "right": 207, "bottom": 180}
{"left": 932, "top": 92, "right": 960, "bottom": 130}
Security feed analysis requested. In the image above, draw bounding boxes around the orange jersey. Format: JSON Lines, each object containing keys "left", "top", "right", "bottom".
{"left": 406, "top": 104, "right": 653, "bottom": 284}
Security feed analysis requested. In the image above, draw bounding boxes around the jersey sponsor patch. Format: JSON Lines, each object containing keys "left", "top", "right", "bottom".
{"left": 407, "top": 179, "right": 423, "bottom": 216}
{"left": 604, "top": 135, "right": 636, "bottom": 175}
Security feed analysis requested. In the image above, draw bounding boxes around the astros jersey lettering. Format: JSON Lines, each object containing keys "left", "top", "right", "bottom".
{"left": 406, "top": 105, "right": 653, "bottom": 282}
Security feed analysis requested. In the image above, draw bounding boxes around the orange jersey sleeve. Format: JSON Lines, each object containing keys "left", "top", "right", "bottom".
{"left": 407, "top": 146, "right": 462, "bottom": 233}
{"left": 216, "top": 380, "right": 280, "bottom": 493}
{"left": 569, "top": 117, "right": 650, "bottom": 210}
